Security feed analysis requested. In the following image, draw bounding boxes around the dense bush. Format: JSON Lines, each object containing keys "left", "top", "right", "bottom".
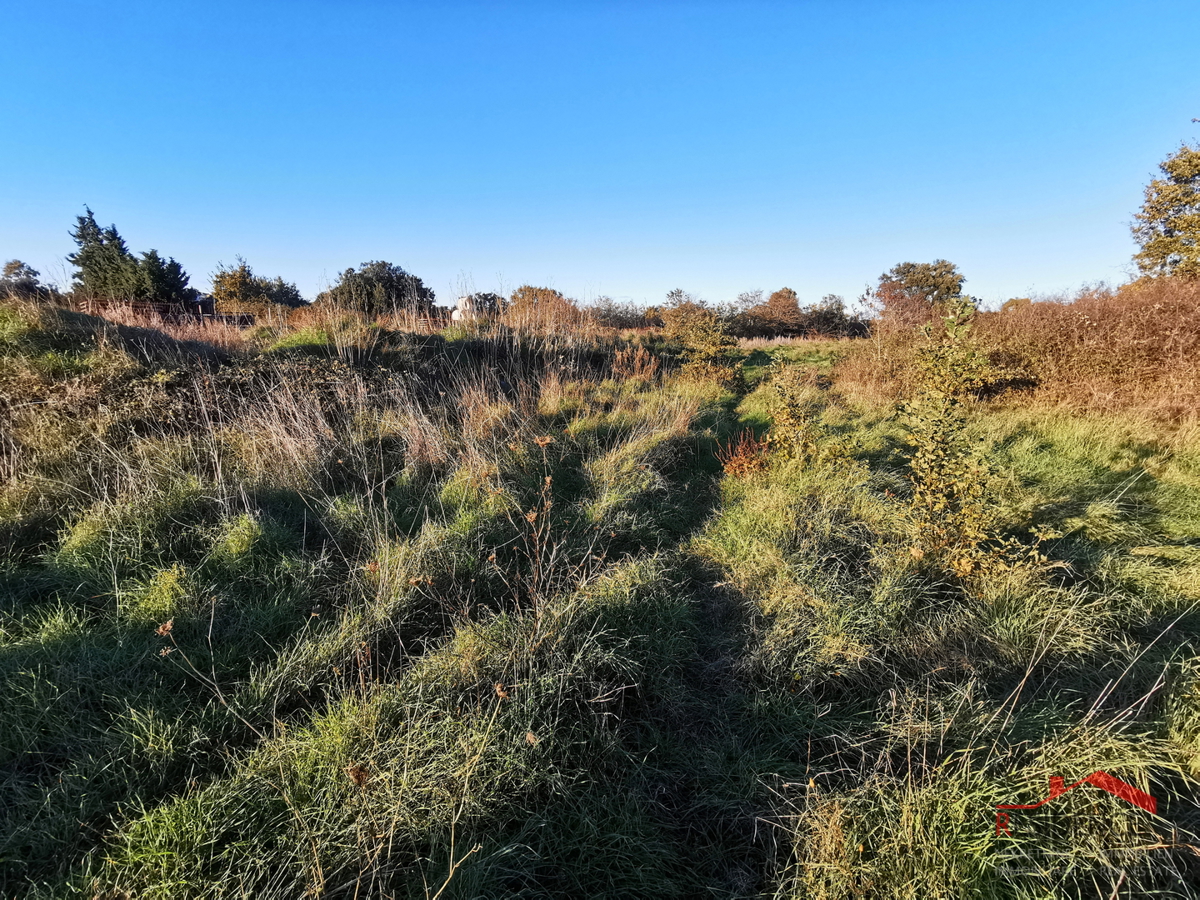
{"left": 0, "top": 261, "right": 56, "bottom": 302}
{"left": 977, "top": 277, "right": 1200, "bottom": 415}
{"left": 837, "top": 277, "right": 1200, "bottom": 417}
{"left": 587, "top": 296, "right": 654, "bottom": 330}
{"left": 503, "top": 284, "right": 585, "bottom": 333}
{"left": 737, "top": 291, "right": 866, "bottom": 339}
{"left": 210, "top": 258, "right": 306, "bottom": 317}
{"left": 312, "top": 260, "right": 435, "bottom": 317}
{"left": 660, "top": 290, "right": 741, "bottom": 383}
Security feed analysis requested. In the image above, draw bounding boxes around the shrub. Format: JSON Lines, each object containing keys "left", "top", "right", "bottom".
{"left": 976, "top": 278, "right": 1200, "bottom": 415}
{"left": 504, "top": 285, "right": 585, "bottom": 333}
{"left": 716, "top": 429, "right": 769, "bottom": 478}
{"left": 897, "top": 298, "right": 997, "bottom": 575}
{"left": 611, "top": 345, "right": 660, "bottom": 381}
{"left": 210, "top": 258, "right": 305, "bottom": 318}
{"left": 660, "top": 292, "right": 741, "bottom": 384}
{"left": 312, "top": 261, "right": 435, "bottom": 317}
{"left": 587, "top": 296, "right": 652, "bottom": 331}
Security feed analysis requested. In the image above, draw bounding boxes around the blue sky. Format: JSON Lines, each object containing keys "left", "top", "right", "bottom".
{"left": 2, "top": 0, "right": 1198, "bottom": 309}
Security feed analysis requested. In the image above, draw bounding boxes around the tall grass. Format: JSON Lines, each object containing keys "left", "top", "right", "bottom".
{"left": 3, "top": 294, "right": 1199, "bottom": 898}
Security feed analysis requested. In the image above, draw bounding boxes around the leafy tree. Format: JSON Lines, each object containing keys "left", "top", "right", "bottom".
{"left": 1133, "top": 141, "right": 1200, "bottom": 278}
{"left": 314, "top": 261, "right": 434, "bottom": 316}
{"left": 768, "top": 287, "right": 807, "bottom": 331}
{"left": 211, "top": 258, "right": 305, "bottom": 315}
{"left": 1, "top": 260, "right": 51, "bottom": 299}
{"left": 869, "top": 259, "right": 966, "bottom": 329}
{"left": 588, "top": 296, "right": 649, "bottom": 330}
{"left": 879, "top": 260, "right": 964, "bottom": 306}
{"left": 738, "top": 289, "right": 863, "bottom": 338}
{"left": 734, "top": 290, "right": 763, "bottom": 313}
{"left": 740, "top": 287, "right": 800, "bottom": 337}
{"left": 806, "top": 294, "right": 864, "bottom": 337}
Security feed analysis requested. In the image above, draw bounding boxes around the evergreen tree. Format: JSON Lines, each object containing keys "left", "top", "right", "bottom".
{"left": 135, "top": 250, "right": 196, "bottom": 305}
{"left": 67, "top": 208, "right": 196, "bottom": 304}
{"left": 1133, "top": 141, "right": 1200, "bottom": 278}
{"left": 262, "top": 276, "right": 305, "bottom": 308}
{"left": 68, "top": 208, "right": 139, "bottom": 299}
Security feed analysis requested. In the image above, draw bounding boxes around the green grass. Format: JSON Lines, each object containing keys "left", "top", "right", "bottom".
{"left": 2, "top": 298, "right": 1198, "bottom": 898}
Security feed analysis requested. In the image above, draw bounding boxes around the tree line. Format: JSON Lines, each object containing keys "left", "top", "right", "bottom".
{"left": 3, "top": 133, "right": 1196, "bottom": 320}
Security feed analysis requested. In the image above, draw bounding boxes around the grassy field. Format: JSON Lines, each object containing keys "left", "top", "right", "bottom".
{"left": 2, "top": 294, "right": 1199, "bottom": 898}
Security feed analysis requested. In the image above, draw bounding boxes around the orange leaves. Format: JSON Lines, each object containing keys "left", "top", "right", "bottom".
{"left": 716, "top": 429, "right": 769, "bottom": 478}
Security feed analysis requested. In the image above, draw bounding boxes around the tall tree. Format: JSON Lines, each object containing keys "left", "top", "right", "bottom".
{"left": 67, "top": 208, "right": 196, "bottom": 304}
{"left": 740, "top": 287, "right": 805, "bottom": 336}
{"left": 135, "top": 250, "right": 196, "bottom": 305}
{"left": 878, "top": 260, "right": 964, "bottom": 306}
{"left": 314, "top": 261, "right": 434, "bottom": 316}
{"left": 870, "top": 259, "right": 966, "bottom": 329}
{"left": 1133, "top": 141, "right": 1200, "bottom": 278}
{"left": 68, "top": 208, "right": 140, "bottom": 299}
{"left": 764, "top": 287, "right": 805, "bottom": 330}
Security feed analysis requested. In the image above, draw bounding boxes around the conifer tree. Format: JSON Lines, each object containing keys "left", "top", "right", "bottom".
{"left": 68, "top": 208, "right": 140, "bottom": 299}
{"left": 136, "top": 250, "right": 196, "bottom": 305}
{"left": 67, "top": 208, "right": 196, "bottom": 304}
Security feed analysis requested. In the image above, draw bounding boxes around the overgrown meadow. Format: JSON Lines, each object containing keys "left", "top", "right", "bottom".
{"left": 2, "top": 283, "right": 1199, "bottom": 899}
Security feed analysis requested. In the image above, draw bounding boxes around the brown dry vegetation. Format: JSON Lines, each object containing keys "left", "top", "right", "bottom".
{"left": 836, "top": 277, "right": 1200, "bottom": 420}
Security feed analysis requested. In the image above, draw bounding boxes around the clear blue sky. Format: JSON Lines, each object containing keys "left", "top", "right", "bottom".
{"left": 2, "top": 0, "right": 1198, "bottom": 309}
